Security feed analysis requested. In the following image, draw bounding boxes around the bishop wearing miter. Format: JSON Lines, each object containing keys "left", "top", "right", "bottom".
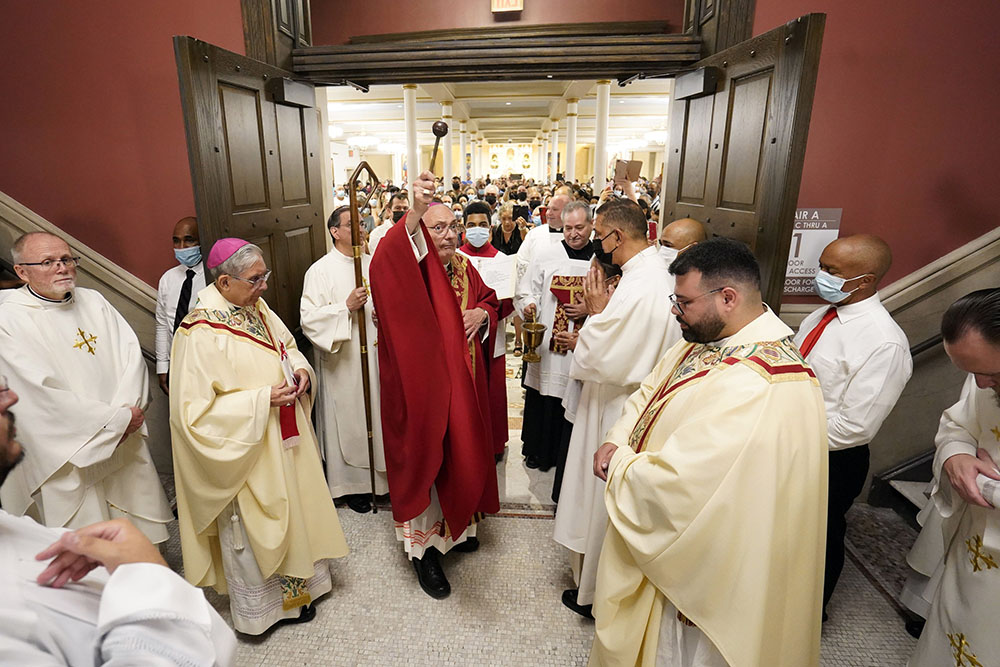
{"left": 0, "top": 232, "right": 171, "bottom": 542}
{"left": 301, "top": 204, "right": 388, "bottom": 514}
{"left": 170, "top": 238, "right": 348, "bottom": 635}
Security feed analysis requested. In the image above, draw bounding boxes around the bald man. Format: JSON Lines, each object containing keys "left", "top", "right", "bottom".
{"left": 155, "top": 216, "right": 205, "bottom": 394}
{"left": 793, "top": 234, "right": 912, "bottom": 619}
{"left": 657, "top": 217, "right": 707, "bottom": 266}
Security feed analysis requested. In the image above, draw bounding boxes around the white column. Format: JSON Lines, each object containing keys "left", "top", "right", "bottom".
{"left": 541, "top": 136, "right": 550, "bottom": 183}
{"left": 403, "top": 84, "right": 418, "bottom": 184}
{"left": 392, "top": 152, "right": 403, "bottom": 186}
{"left": 594, "top": 79, "right": 612, "bottom": 192}
{"left": 531, "top": 140, "right": 539, "bottom": 182}
{"left": 480, "top": 139, "right": 489, "bottom": 179}
{"left": 459, "top": 120, "right": 468, "bottom": 181}
{"left": 565, "top": 100, "right": 578, "bottom": 184}
{"left": 549, "top": 119, "right": 560, "bottom": 182}
{"left": 471, "top": 133, "right": 479, "bottom": 179}
{"left": 441, "top": 101, "right": 453, "bottom": 181}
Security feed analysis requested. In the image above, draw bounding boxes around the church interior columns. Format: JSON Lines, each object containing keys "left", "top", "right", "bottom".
{"left": 549, "top": 119, "right": 559, "bottom": 183}
{"left": 403, "top": 84, "right": 418, "bottom": 186}
{"left": 565, "top": 100, "right": 578, "bottom": 184}
{"left": 441, "top": 101, "right": 453, "bottom": 181}
{"left": 594, "top": 80, "right": 611, "bottom": 192}
{"left": 459, "top": 120, "right": 467, "bottom": 182}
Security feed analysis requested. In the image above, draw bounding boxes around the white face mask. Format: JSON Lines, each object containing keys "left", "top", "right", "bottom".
{"left": 465, "top": 226, "right": 490, "bottom": 248}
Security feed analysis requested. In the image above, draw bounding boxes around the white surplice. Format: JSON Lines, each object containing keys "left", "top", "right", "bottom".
{"left": 0, "top": 510, "right": 236, "bottom": 666}
{"left": 553, "top": 247, "right": 681, "bottom": 605}
{"left": 513, "top": 242, "right": 591, "bottom": 399}
{"left": 0, "top": 286, "right": 171, "bottom": 542}
{"left": 300, "top": 248, "right": 388, "bottom": 498}
{"left": 910, "top": 375, "right": 1000, "bottom": 667}
{"left": 368, "top": 220, "right": 394, "bottom": 256}
{"left": 515, "top": 224, "right": 563, "bottom": 295}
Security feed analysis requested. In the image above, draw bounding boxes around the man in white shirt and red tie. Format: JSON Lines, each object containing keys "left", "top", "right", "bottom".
{"left": 794, "top": 233, "right": 912, "bottom": 620}
{"left": 155, "top": 217, "right": 206, "bottom": 395}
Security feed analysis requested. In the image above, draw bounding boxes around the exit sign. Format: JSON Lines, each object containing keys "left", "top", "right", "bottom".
{"left": 492, "top": 0, "right": 523, "bottom": 12}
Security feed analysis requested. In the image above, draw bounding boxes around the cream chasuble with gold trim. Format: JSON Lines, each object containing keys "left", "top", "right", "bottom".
{"left": 170, "top": 284, "right": 348, "bottom": 598}
{"left": 591, "top": 309, "right": 828, "bottom": 667}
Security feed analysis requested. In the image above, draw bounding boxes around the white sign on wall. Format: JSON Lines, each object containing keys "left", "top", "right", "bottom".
{"left": 783, "top": 208, "right": 842, "bottom": 296}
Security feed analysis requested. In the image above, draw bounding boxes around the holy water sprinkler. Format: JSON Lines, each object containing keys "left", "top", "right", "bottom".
{"left": 428, "top": 121, "right": 449, "bottom": 174}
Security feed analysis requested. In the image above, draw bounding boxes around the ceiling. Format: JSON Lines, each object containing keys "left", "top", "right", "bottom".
{"left": 325, "top": 78, "right": 673, "bottom": 153}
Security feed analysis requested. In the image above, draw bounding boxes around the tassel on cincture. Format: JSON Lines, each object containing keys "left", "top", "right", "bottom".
{"left": 231, "top": 506, "right": 244, "bottom": 551}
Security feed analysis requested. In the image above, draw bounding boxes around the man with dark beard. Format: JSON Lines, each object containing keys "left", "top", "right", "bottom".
{"left": 0, "top": 378, "right": 237, "bottom": 664}
{"left": 589, "top": 238, "right": 828, "bottom": 666}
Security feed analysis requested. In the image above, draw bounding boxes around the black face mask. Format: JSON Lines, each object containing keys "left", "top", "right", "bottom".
{"left": 485, "top": 194, "right": 497, "bottom": 206}
{"left": 529, "top": 199, "right": 541, "bottom": 210}
{"left": 452, "top": 180, "right": 460, "bottom": 190}
{"left": 592, "top": 232, "right": 619, "bottom": 269}
{"left": 517, "top": 191, "right": 527, "bottom": 201}
{"left": 392, "top": 210, "right": 405, "bottom": 223}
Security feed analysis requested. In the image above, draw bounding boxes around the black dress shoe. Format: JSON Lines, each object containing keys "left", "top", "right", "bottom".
{"left": 412, "top": 549, "right": 451, "bottom": 599}
{"left": 562, "top": 588, "right": 594, "bottom": 619}
{"left": 451, "top": 536, "right": 479, "bottom": 553}
{"left": 276, "top": 602, "right": 316, "bottom": 627}
{"left": 346, "top": 494, "right": 372, "bottom": 514}
{"left": 525, "top": 456, "right": 541, "bottom": 469}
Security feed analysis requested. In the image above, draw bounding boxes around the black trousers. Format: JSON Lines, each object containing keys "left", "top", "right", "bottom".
{"left": 823, "top": 444, "right": 870, "bottom": 609}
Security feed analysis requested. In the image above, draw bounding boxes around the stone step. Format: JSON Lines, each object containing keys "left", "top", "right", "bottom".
{"left": 889, "top": 479, "right": 930, "bottom": 511}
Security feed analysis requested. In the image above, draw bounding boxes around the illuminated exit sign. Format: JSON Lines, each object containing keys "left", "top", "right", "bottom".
{"left": 492, "top": 0, "right": 523, "bottom": 12}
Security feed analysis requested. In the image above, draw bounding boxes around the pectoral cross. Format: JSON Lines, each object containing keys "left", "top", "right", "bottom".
{"left": 947, "top": 632, "right": 984, "bottom": 667}
{"left": 72, "top": 328, "right": 98, "bottom": 355}
{"left": 965, "top": 534, "right": 998, "bottom": 572}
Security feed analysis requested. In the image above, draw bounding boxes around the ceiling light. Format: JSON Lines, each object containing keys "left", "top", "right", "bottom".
{"left": 505, "top": 102, "right": 511, "bottom": 105}
{"left": 347, "top": 135, "right": 379, "bottom": 149}
{"left": 546, "top": 75, "right": 553, "bottom": 79}
{"left": 644, "top": 130, "right": 669, "bottom": 144}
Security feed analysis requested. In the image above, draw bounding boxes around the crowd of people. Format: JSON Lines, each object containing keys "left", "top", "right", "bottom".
{"left": 0, "top": 165, "right": 997, "bottom": 666}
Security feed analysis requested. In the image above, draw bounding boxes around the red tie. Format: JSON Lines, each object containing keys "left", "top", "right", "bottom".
{"left": 798, "top": 307, "right": 837, "bottom": 357}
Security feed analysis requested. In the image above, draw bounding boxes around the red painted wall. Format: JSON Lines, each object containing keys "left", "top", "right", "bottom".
{"left": 0, "top": 1, "right": 244, "bottom": 286}
{"left": 755, "top": 0, "right": 1000, "bottom": 287}
{"left": 311, "top": 0, "right": 684, "bottom": 44}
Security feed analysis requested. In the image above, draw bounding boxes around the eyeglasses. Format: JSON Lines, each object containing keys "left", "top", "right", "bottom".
{"left": 17, "top": 256, "right": 80, "bottom": 270}
{"left": 230, "top": 270, "right": 271, "bottom": 288}
{"left": 669, "top": 288, "right": 724, "bottom": 316}
{"left": 428, "top": 223, "right": 460, "bottom": 235}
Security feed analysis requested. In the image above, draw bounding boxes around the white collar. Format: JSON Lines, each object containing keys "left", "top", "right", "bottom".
{"left": 834, "top": 292, "right": 883, "bottom": 323}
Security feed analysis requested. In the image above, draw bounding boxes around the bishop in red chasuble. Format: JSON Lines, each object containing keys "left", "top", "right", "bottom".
{"left": 369, "top": 172, "right": 501, "bottom": 599}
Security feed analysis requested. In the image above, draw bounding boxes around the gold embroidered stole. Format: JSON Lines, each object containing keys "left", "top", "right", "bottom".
{"left": 627, "top": 338, "right": 815, "bottom": 453}
{"left": 449, "top": 254, "right": 478, "bottom": 374}
{"left": 548, "top": 275, "right": 586, "bottom": 353}
{"left": 179, "top": 302, "right": 276, "bottom": 354}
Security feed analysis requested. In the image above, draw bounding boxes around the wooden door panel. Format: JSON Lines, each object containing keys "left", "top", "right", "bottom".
{"left": 663, "top": 14, "right": 825, "bottom": 309}
{"left": 719, "top": 71, "right": 772, "bottom": 209}
{"left": 678, "top": 95, "right": 715, "bottom": 203}
{"left": 275, "top": 105, "right": 309, "bottom": 205}
{"left": 175, "top": 36, "right": 324, "bottom": 332}
{"left": 219, "top": 84, "right": 270, "bottom": 211}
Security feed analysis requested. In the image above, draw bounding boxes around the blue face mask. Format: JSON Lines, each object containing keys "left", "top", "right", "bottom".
{"left": 814, "top": 269, "right": 869, "bottom": 304}
{"left": 174, "top": 245, "right": 202, "bottom": 267}
{"left": 531, "top": 214, "right": 542, "bottom": 226}
{"left": 465, "top": 226, "right": 490, "bottom": 248}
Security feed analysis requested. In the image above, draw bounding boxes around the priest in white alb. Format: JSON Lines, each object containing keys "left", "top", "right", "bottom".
{"left": 170, "top": 238, "right": 348, "bottom": 635}
{"left": 591, "top": 238, "right": 828, "bottom": 667}
{"left": 909, "top": 288, "right": 1000, "bottom": 667}
{"left": 553, "top": 198, "right": 682, "bottom": 618}
{"left": 301, "top": 205, "right": 387, "bottom": 514}
{"left": 514, "top": 200, "right": 594, "bottom": 499}
{"left": 0, "top": 232, "right": 171, "bottom": 542}
{"left": 515, "top": 193, "right": 569, "bottom": 291}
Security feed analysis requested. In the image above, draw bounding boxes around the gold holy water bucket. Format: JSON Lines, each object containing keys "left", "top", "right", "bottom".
{"left": 522, "top": 314, "right": 548, "bottom": 363}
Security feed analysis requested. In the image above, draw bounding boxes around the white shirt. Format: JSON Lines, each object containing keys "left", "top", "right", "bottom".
{"left": 793, "top": 293, "right": 912, "bottom": 451}
{"left": 155, "top": 262, "right": 206, "bottom": 374}
{"left": 368, "top": 220, "right": 394, "bottom": 256}
{"left": 0, "top": 510, "right": 235, "bottom": 665}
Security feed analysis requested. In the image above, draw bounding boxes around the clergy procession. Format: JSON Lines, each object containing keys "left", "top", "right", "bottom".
{"left": 0, "top": 165, "right": 995, "bottom": 666}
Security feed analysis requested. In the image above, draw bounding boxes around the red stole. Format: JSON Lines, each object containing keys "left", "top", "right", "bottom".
{"left": 369, "top": 214, "right": 500, "bottom": 531}
{"left": 458, "top": 242, "right": 499, "bottom": 258}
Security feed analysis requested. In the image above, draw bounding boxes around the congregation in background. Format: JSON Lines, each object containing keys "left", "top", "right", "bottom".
{"left": 1, "top": 163, "right": 996, "bottom": 667}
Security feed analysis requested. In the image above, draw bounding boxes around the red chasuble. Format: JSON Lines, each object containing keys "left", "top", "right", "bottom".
{"left": 370, "top": 213, "right": 500, "bottom": 532}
